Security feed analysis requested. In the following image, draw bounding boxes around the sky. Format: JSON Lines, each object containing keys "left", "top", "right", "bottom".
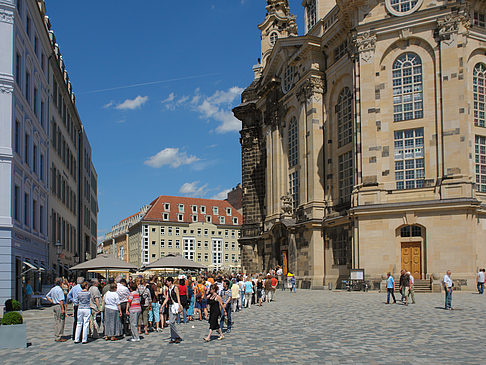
{"left": 44, "top": 0, "right": 305, "bottom": 241}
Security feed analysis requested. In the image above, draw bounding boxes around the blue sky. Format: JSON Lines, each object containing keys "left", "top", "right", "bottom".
{"left": 44, "top": 0, "right": 304, "bottom": 240}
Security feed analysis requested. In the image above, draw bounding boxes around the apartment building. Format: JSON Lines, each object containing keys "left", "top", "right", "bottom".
{"left": 104, "top": 196, "right": 242, "bottom": 271}
{"left": 0, "top": 0, "right": 97, "bottom": 305}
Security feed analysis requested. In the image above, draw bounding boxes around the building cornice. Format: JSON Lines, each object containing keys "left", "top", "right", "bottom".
{"left": 349, "top": 198, "right": 481, "bottom": 216}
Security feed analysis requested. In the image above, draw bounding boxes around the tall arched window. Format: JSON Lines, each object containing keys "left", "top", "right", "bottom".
{"left": 288, "top": 116, "right": 298, "bottom": 167}
{"left": 336, "top": 87, "right": 353, "bottom": 148}
{"left": 473, "top": 63, "right": 486, "bottom": 127}
{"left": 392, "top": 52, "right": 423, "bottom": 122}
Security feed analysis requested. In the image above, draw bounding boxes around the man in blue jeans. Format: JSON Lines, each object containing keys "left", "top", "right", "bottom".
{"left": 477, "top": 269, "right": 485, "bottom": 294}
{"left": 385, "top": 272, "right": 396, "bottom": 304}
{"left": 443, "top": 270, "right": 453, "bottom": 310}
{"left": 220, "top": 280, "right": 232, "bottom": 333}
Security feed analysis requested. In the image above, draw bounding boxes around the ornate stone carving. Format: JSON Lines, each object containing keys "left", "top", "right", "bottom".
{"left": 297, "top": 77, "right": 325, "bottom": 105}
{"left": 398, "top": 28, "right": 412, "bottom": 40}
{"left": 437, "top": 13, "right": 469, "bottom": 46}
{"left": 352, "top": 31, "right": 377, "bottom": 64}
{"left": 0, "top": 9, "right": 14, "bottom": 24}
{"left": 281, "top": 193, "right": 293, "bottom": 216}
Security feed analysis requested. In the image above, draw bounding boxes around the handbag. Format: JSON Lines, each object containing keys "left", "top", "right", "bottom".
{"left": 171, "top": 303, "right": 179, "bottom": 314}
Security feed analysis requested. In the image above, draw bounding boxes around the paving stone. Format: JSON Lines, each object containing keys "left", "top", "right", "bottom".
{"left": 0, "top": 291, "right": 484, "bottom": 364}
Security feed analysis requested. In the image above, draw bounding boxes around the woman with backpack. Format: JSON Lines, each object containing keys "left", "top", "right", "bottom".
{"left": 136, "top": 278, "right": 152, "bottom": 336}
{"left": 147, "top": 277, "right": 160, "bottom": 332}
{"left": 195, "top": 278, "right": 207, "bottom": 320}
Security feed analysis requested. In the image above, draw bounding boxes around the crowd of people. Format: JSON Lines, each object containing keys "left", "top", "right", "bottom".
{"left": 45, "top": 268, "right": 291, "bottom": 344}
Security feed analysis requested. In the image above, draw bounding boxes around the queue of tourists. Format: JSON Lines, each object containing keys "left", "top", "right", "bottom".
{"left": 45, "top": 270, "right": 286, "bottom": 343}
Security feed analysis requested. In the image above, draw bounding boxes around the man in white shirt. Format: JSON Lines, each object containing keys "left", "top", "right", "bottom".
{"left": 407, "top": 272, "right": 416, "bottom": 304}
{"left": 476, "top": 269, "right": 485, "bottom": 294}
{"left": 443, "top": 270, "right": 453, "bottom": 310}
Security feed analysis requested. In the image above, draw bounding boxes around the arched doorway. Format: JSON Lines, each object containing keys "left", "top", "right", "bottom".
{"left": 397, "top": 224, "right": 426, "bottom": 279}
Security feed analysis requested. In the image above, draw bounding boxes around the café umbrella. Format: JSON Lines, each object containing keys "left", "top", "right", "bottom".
{"left": 143, "top": 254, "right": 207, "bottom": 270}
{"left": 69, "top": 254, "right": 138, "bottom": 278}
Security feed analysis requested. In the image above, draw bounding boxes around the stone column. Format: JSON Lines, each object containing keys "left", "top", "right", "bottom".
{"left": 296, "top": 76, "right": 326, "bottom": 289}
{"left": 0, "top": 3, "right": 15, "bottom": 306}
{"left": 436, "top": 11, "right": 473, "bottom": 198}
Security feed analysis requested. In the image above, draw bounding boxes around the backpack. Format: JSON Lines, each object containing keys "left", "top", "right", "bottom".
{"left": 195, "top": 284, "right": 203, "bottom": 302}
{"left": 138, "top": 287, "right": 147, "bottom": 307}
{"left": 147, "top": 283, "right": 156, "bottom": 301}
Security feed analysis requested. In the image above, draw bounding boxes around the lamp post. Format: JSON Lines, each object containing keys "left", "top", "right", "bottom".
{"left": 55, "top": 240, "right": 62, "bottom": 277}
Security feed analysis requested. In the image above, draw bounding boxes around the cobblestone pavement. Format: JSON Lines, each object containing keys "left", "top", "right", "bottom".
{"left": 1, "top": 290, "right": 484, "bottom": 364}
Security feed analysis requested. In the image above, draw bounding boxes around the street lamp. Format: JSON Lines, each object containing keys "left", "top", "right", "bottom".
{"left": 55, "top": 240, "right": 62, "bottom": 277}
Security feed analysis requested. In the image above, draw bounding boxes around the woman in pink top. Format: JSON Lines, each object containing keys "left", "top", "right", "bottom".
{"left": 126, "top": 282, "right": 142, "bottom": 342}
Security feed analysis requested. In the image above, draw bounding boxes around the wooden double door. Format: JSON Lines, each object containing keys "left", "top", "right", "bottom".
{"left": 401, "top": 242, "right": 421, "bottom": 279}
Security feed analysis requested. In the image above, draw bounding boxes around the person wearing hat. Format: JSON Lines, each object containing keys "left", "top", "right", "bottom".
{"left": 287, "top": 272, "right": 296, "bottom": 292}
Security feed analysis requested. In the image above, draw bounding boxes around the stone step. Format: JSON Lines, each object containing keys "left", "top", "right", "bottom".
{"left": 394, "top": 280, "right": 432, "bottom": 292}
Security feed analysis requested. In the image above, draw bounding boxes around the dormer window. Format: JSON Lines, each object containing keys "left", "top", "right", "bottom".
{"left": 213, "top": 207, "right": 219, "bottom": 215}
{"left": 206, "top": 215, "right": 212, "bottom": 223}
{"left": 306, "top": 0, "right": 317, "bottom": 31}
{"left": 200, "top": 205, "right": 206, "bottom": 214}
{"left": 162, "top": 213, "right": 169, "bottom": 221}
{"left": 177, "top": 213, "right": 184, "bottom": 222}
{"left": 233, "top": 217, "right": 239, "bottom": 225}
{"left": 178, "top": 204, "right": 184, "bottom": 212}
{"left": 219, "top": 216, "right": 225, "bottom": 224}
{"left": 164, "top": 203, "right": 170, "bottom": 211}
{"left": 191, "top": 205, "right": 197, "bottom": 213}
{"left": 226, "top": 207, "right": 232, "bottom": 216}
{"left": 192, "top": 214, "right": 198, "bottom": 222}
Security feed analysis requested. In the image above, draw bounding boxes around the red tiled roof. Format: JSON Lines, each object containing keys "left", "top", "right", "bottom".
{"left": 143, "top": 195, "right": 242, "bottom": 226}
{"left": 120, "top": 211, "right": 139, "bottom": 223}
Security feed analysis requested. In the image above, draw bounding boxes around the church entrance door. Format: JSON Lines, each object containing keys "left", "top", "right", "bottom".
{"left": 401, "top": 242, "right": 421, "bottom": 279}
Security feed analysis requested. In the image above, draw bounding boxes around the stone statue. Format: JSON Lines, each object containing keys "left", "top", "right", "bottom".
{"left": 281, "top": 193, "right": 293, "bottom": 216}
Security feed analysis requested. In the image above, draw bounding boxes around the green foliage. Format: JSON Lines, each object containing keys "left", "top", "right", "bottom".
{"left": 1, "top": 311, "right": 23, "bottom": 325}
{"left": 11, "top": 300, "right": 21, "bottom": 311}
{"left": 4, "top": 299, "right": 21, "bottom": 312}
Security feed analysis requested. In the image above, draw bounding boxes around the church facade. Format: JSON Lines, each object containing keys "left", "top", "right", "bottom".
{"left": 234, "top": 0, "right": 486, "bottom": 290}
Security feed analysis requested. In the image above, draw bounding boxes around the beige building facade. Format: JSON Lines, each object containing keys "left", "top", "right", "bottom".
{"left": 104, "top": 196, "right": 242, "bottom": 271}
{"left": 234, "top": 0, "right": 486, "bottom": 290}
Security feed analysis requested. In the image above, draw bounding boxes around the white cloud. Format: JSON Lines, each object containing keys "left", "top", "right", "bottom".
{"left": 161, "top": 92, "right": 175, "bottom": 104}
{"left": 144, "top": 147, "right": 200, "bottom": 168}
{"left": 161, "top": 87, "right": 243, "bottom": 133}
{"left": 103, "top": 100, "right": 114, "bottom": 109}
{"left": 179, "top": 181, "right": 208, "bottom": 197}
{"left": 115, "top": 95, "right": 148, "bottom": 110}
{"left": 211, "top": 188, "right": 231, "bottom": 200}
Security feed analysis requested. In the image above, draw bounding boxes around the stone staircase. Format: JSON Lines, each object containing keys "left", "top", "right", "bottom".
{"left": 395, "top": 279, "right": 432, "bottom": 293}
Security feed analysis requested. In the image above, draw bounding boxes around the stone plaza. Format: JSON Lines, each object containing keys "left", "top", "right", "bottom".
{"left": 1, "top": 290, "right": 483, "bottom": 364}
